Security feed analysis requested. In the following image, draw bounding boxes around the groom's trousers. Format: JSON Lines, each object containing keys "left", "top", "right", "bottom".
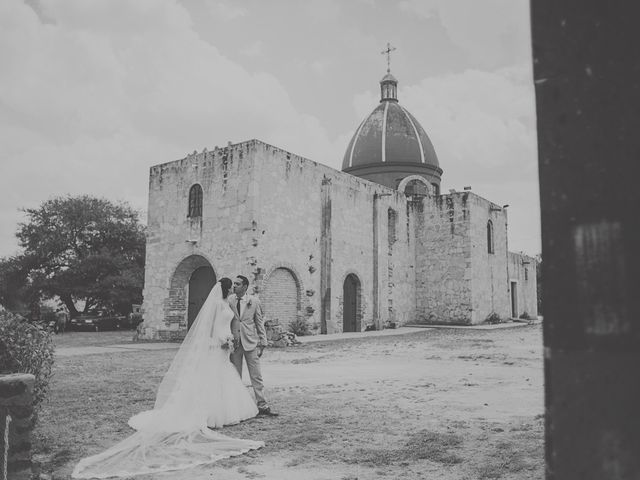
{"left": 230, "top": 344, "right": 268, "bottom": 409}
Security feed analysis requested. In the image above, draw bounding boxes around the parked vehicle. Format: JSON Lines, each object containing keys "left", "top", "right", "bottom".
{"left": 69, "top": 313, "right": 125, "bottom": 332}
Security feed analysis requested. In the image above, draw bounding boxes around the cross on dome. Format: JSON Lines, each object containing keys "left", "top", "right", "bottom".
{"left": 380, "top": 42, "right": 397, "bottom": 73}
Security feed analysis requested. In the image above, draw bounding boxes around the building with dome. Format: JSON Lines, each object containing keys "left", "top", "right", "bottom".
{"left": 139, "top": 69, "right": 537, "bottom": 340}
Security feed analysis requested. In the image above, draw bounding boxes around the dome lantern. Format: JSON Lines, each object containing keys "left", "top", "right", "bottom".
{"left": 380, "top": 72, "right": 398, "bottom": 102}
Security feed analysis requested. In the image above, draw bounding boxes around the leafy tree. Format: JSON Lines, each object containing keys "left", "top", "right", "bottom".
{"left": 0, "top": 256, "right": 26, "bottom": 308}
{"left": 4, "top": 195, "right": 145, "bottom": 318}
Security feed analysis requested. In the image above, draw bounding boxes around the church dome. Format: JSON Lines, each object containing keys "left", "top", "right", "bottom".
{"left": 342, "top": 71, "right": 442, "bottom": 192}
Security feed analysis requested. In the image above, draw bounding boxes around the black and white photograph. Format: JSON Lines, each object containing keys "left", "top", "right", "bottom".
{"left": 1, "top": 1, "right": 638, "bottom": 479}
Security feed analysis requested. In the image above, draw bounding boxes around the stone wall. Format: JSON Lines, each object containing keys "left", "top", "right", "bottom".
{"left": 0, "top": 373, "right": 35, "bottom": 480}
{"left": 469, "top": 194, "right": 510, "bottom": 323}
{"left": 141, "top": 138, "right": 532, "bottom": 336}
{"left": 249, "top": 141, "right": 403, "bottom": 333}
{"left": 141, "top": 144, "right": 257, "bottom": 336}
{"left": 507, "top": 252, "right": 538, "bottom": 318}
{"left": 415, "top": 193, "right": 473, "bottom": 324}
{"left": 380, "top": 196, "right": 416, "bottom": 327}
{"left": 142, "top": 140, "right": 421, "bottom": 337}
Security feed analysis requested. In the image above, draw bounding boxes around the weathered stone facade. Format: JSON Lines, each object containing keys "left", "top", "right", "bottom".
{"left": 469, "top": 194, "right": 511, "bottom": 322}
{"left": 140, "top": 139, "right": 536, "bottom": 339}
{"left": 507, "top": 252, "right": 538, "bottom": 319}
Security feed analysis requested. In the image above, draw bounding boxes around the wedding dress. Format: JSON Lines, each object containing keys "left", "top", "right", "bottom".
{"left": 72, "top": 283, "right": 263, "bottom": 478}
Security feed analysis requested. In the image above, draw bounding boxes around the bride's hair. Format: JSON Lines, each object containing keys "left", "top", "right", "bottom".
{"left": 219, "top": 277, "right": 232, "bottom": 299}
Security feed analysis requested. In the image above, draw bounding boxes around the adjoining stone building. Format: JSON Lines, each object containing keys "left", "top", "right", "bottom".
{"left": 140, "top": 70, "right": 537, "bottom": 340}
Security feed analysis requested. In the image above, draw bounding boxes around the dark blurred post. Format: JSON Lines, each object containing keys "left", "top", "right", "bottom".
{"left": 531, "top": 2, "right": 640, "bottom": 479}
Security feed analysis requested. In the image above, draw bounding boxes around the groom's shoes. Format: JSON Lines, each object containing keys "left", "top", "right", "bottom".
{"left": 258, "top": 406, "right": 279, "bottom": 417}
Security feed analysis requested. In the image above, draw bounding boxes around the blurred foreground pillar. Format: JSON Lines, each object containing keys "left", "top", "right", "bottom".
{"left": 0, "top": 374, "right": 35, "bottom": 480}
{"left": 531, "top": 2, "right": 640, "bottom": 479}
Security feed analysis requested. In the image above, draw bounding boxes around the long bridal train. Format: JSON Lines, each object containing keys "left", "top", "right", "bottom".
{"left": 72, "top": 281, "right": 263, "bottom": 478}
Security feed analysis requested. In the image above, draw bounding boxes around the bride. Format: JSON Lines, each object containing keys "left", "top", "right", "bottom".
{"left": 72, "top": 278, "right": 263, "bottom": 478}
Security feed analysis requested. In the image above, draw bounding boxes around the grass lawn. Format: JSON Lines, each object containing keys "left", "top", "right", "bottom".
{"left": 51, "top": 329, "right": 139, "bottom": 348}
{"left": 34, "top": 325, "right": 545, "bottom": 479}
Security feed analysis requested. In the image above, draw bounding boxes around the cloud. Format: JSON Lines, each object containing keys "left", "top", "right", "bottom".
{"left": 398, "top": 0, "right": 531, "bottom": 69}
{"left": 240, "top": 40, "right": 264, "bottom": 57}
{"left": 303, "top": 0, "right": 342, "bottom": 21}
{"left": 401, "top": 64, "right": 537, "bottom": 174}
{"left": 406, "top": 64, "right": 539, "bottom": 253}
{"left": 0, "top": 0, "right": 335, "bottom": 256}
{"left": 310, "top": 59, "right": 332, "bottom": 75}
{"left": 204, "top": 1, "right": 247, "bottom": 22}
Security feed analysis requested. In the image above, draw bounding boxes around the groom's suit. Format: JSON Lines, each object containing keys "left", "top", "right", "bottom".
{"left": 228, "top": 293, "right": 269, "bottom": 409}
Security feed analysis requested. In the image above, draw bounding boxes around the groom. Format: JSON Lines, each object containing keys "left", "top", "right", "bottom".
{"left": 228, "top": 275, "right": 277, "bottom": 417}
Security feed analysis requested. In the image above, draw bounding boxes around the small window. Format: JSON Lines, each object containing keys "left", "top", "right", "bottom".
{"left": 188, "top": 184, "right": 203, "bottom": 218}
{"left": 487, "top": 220, "right": 494, "bottom": 254}
{"left": 431, "top": 183, "right": 440, "bottom": 196}
{"left": 524, "top": 267, "right": 529, "bottom": 281}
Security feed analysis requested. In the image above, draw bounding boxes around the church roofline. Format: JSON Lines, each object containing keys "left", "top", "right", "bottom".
{"left": 150, "top": 138, "right": 400, "bottom": 195}
{"left": 150, "top": 138, "right": 316, "bottom": 170}
{"left": 439, "top": 189, "right": 507, "bottom": 211}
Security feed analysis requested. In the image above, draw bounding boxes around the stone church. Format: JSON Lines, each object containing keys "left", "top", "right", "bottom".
{"left": 140, "top": 70, "right": 537, "bottom": 340}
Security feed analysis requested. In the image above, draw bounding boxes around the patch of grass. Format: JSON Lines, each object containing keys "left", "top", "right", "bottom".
{"left": 404, "top": 430, "right": 463, "bottom": 464}
{"left": 51, "top": 329, "right": 136, "bottom": 348}
{"left": 237, "top": 465, "right": 265, "bottom": 478}
{"left": 473, "top": 420, "right": 544, "bottom": 479}
{"left": 291, "top": 357, "right": 320, "bottom": 364}
{"left": 341, "top": 430, "right": 463, "bottom": 467}
{"left": 284, "top": 456, "right": 306, "bottom": 467}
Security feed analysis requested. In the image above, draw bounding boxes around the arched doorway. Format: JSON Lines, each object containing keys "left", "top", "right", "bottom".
{"left": 343, "top": 274, "right": 361, "bottom": 332}
{"left": 262, "top": 267, "right": 299, "bottom": 327}
{"left": 188, "top": 266, "right": 216, "bottom": 329}
{"left": 165, "top": 255, "right": 215, "bottom": 330}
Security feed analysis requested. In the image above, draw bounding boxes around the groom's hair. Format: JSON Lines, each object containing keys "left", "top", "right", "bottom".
{"left": 236, "top": 275, "right": 249, "bottom": 287}
{"left": 219, "top": 278, "right": 232, "bottom": 298}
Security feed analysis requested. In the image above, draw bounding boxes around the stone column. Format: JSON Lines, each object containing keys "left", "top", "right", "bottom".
{"left": 320, "top": 177, "right": 332, "bottom": 334}
{"left": 0, "top": 374, "right": 35, "bottom": 480}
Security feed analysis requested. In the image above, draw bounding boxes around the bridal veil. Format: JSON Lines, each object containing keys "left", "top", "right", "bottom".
{"left": 72, "top": 282, "right": 264, "bottom": 479}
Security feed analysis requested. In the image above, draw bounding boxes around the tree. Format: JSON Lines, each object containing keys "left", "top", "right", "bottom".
{"left": 6, "top": 195, "right": 146, "bottom": 318}
{"left": 0, "top": 255, "right": 32, "bottom": 313}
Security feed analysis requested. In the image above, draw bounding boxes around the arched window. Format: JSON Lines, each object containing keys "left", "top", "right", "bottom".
{"left": 188, "top": 184, "right": 203, "bottom": 218}
{"left": 403, "top": 179, "right": 429, "bottom": 197}
{"left": 487, "top": 220, "right": 495, "bottom": 254}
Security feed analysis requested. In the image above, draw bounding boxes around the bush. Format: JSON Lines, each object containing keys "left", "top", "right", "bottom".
{"left": 484, "top": 312, "right": 503, "bottom": 324}
{"left": 519, "top": 311, "right": 533, "bottom": 320}
{"left": 0, "top": 310, "right": 55, "bottom": 408}
{"left": 288, "top": 316, "right": 310, "bottom": 336}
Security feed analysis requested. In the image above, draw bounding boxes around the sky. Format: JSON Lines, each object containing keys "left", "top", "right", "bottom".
{"left": 0, "top": 0, "right": 540, "bottom": 257}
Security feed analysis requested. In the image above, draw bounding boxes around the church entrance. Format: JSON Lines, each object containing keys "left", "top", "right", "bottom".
{"left": 166, "top": 255, "right": 216, "bottom": 332}
{"left": 188, "top": 266, "right": 216, "bottom": 330}
{"left": 343, "top": 274, "right": 361, "bottom": 332}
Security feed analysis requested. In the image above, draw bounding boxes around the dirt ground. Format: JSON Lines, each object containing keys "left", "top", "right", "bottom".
{"left": 35, "top": 324, "right": 544, "bottom": 479}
